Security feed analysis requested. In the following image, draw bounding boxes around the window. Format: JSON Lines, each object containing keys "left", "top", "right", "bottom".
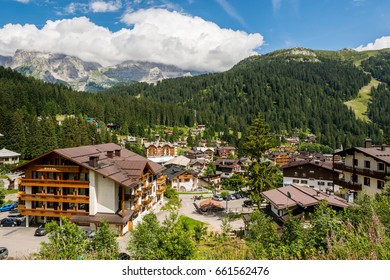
{"left": 309, "top": 170, "right": 314, "bottom": 174}
{"left": 327, "top": 182, "right": 333, "bottom": 187}
{"left": 301, "top": 180, "right": 308, "bottom": 184}
{"left": 378, "top": 163, "right": 385, "bottom": 171}
{"left": 318, "top": 181, "right": 325, "bottom": 186}
{"left": 353, "top": 159, "right": 358, "bottom": 166}
{"left": 292, "top": 179, "right": 299, "bottom": 183}
{"left": 302, "top": 173, "right": 306, "bottom": 177}
{"left": 294, "top": 172, "right": 298, "bottom": 176}
{"left": 378, "top": 180, "right": 385, "bottom": 190}
{"left": 352, "top": 174, "right": 358, "bottom": 183}
{"left": 364, "top": 161, "right": 370, "bottom": 169}
{"left": 364, "top": 177, "right": 370, "bottom": 186}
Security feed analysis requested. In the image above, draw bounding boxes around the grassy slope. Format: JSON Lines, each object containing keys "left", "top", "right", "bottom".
{"left": 344, "top": 78, "right": 380, "bottom": 122}
{"left": 314, "top": 49, "right": 386, "bottom": 123}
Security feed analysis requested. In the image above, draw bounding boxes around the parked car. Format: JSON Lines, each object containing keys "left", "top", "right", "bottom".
{"left": 7, "top": 213, "right": 25, "bottom": 225}
{"left": 243, "top": 200, "right": 253, "bottom": 207}
{"left": 0, "top": 203, "right": 15, "bottom": 212}
{"left": 0, "top": 247, "right": 8, "bottom": 260}
{"left": 212, "top": 195, "right": 223, "bottom": 201}
{"left": 118, "top": 252, "right": 130, "bottom": 260}
{"left": 233, "top": 193, "right": 244, "bottom": 199}
{"left": 0, "top": 218, "right": 18, "bottom": 227}
{"left": 34, "top": 224, "right": 47, "bottom": 236}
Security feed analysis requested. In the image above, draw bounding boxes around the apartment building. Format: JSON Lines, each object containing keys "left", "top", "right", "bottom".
{"left": 333, "top": 139, "right": 390, "bottom": 198}
{"left": 14, "top": 143, "right": 166, "bottom": 235}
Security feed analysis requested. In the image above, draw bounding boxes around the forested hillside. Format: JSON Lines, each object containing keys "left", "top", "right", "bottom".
{"left": 1, "top": 48, "right": 389, "bottom": 159}
{"left": 105, "top": 49, "right": 383, "bottom": 148}
{"left": 361, "top": 52, "right": 390, "bottom": 127}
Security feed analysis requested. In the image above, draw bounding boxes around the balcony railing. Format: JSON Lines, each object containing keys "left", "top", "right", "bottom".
{"left": 334, "top": 178, "right": 362, "bottom": 191}
{"left": 157, "top": 176, "right": 166, "bottom": 185}
{"left": 20, "top": 178, "right": 89, "bottom": 188}
{"left": 334, "top": 162, "right": 387, "bottom": 180}
{"left": 19, "top": 207, "right": 89, "bottom": 218}
{"left": 19, "top": 193, "right": 89, "bottom": 204}
{"left": 157, "top": 186, "right": 166, "bottom": 195}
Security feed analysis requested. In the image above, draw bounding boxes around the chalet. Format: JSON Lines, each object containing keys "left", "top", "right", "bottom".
{"left": 333, "top": 139, "right": 390, "bottom": 199}
{"left": 163, "top": 156, "right": 191, "bottom": 169}
{"left": 286, "top": 137, "right": 300, "bottom": 145}
{"left": 214, "top": 159, "right": 241, "bottom": 179}
{"left": 199, "top": 173, "right": 222, "bottom": 189}
{"left": 261, "top": 183, "right": 349, "bottom": 222}
{"left": 144, "top": 141, "right": 177, "bottom": 158}
{"left": 162, "top": 166, "right": 199, "bottom": 192}
{"left": 0, "top": 148, "right": 21, "bottom": 165}
{"left": 13, "top": 143, "right": 166, "bottom": 235}
{"left": 282, "top": 159, "right": 339, "bottom": 193}
{"left": 269, "top": 151, "right": 291, "bottom": 167}
{"left": 217, "top": 146, "right": 236, "bottom": 159}
{"left": 193, "top": 147, "right": 215, "bottom": 159}
{"left": 190, "top": 158, "right": 207, "bottom": 173}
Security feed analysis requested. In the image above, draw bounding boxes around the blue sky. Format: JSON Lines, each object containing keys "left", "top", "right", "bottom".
{"left": 1, "top": 0, "right": 390, "bottom": 71}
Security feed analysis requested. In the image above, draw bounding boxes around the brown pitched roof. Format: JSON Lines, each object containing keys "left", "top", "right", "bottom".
{"left": 15, "top": 143, "right": 165, "bottom": 188}
{"left": 282, "top": 159, "right": 334, "bottom": 171}
{"left": 335, "top": 145, "right": 390, "bottom": 164}
{"left": 261, "top": 183, "right": 349, "bottom": 210}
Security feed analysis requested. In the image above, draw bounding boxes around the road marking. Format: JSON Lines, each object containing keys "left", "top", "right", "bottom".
{"left": 3, "top": 229, "right": 19, "bottom": 236}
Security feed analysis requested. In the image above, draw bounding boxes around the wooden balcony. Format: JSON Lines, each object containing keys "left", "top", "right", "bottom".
{"left": 33, "top": 165, "right": 81, "bottom": 173}
{"left": 157, "top": 186, "right": 166, "bottom": 195}
{"left": 334, "top": 162, "right": 387, "bottom": 180}
{"left": 334, "top": 178, "right": 362, "bottom": 191}
{"left": 178, "top": 175, "right": 193, "bottom": 180}
{"left": 19, "top": 208, "right": 89, "bottom": 218}
{"left": 20, "top": 178, "right": 89, "bottom": 188}
{"left": 142, "top": 197, "right": 152, "bottom": 204}
{"left": 157, "top": 176, "right": 166, "bottom": 185}
{"left": 19, "top": 193, "right": 89, "bottom": 204}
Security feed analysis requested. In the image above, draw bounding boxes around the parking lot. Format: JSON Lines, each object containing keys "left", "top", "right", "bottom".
{"left": 1, "top": 193, "right": 254, "bottom": 259}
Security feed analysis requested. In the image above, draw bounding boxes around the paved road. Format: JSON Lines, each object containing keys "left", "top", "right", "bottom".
{"left": 1, "top": 193, "right": 253, "bottom": 259}
{"left": 156, "top": 194, "right": 253, "bottom": 232}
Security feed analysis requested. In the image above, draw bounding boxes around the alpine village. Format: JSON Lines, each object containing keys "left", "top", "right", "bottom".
{"left": 3, "top": 48, "right": 390, "bottom": 260}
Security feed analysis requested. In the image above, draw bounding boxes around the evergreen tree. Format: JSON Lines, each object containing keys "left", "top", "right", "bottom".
{"left": 243, "top": 113, "right": 281, "bottom": 207}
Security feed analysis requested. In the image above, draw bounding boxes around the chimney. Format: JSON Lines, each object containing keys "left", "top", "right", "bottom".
{"left": 381, "top": 145, "right": 386, "bottom": 151}
{"left": 115, "top": 149, "right": 121, "bottom": 157}
{"left": 364, "top": 138, "right": 372, "bottom": 148}
{"left": 89, "top": 156, "right": 99, "bottom": 168}
{"left": 107, "top": 151, "right": 114, "bottom": 158}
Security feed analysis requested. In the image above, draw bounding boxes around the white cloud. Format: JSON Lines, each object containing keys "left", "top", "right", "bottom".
{"left": 0, "top": 9, "right": 264, "bottom": 72}
{"left": 356, "top": 36, "right": 390, "bottom": 51}
{"left": 90, "top": 0, "right": 122, "bottom": 13}
{"left": 15, "top": 0, "right": 31, "bottom": 3}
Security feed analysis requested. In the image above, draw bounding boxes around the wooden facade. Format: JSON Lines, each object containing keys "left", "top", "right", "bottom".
{"left": 15, "top": 143, "right": 167, "bottom": 234}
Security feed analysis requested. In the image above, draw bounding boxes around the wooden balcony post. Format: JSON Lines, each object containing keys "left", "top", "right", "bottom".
{"left": 122, "top": 186, "right": 125, "bottom": 217}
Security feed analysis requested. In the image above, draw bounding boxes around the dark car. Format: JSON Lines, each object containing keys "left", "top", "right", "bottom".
{"left": 0, "top": 247, "right": 8, "bottom": 260}
{"left": 243, "top": 200, "right": 253, "bottom": 207}
{"left": 0, "top": 218, "right": 18, "bottom": 227}
{"left": 34, "top": 224, "right": 47, "bottom": 236}
{"left": 7, "top": 213, "right": 25, "bottom": 225}
{"left": 118, "top": 252, "right": 130, "bottom": 260}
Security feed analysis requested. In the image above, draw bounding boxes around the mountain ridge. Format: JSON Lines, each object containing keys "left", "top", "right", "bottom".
{"left": 0, "top": 49, "right": 203, "bottom": 91}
